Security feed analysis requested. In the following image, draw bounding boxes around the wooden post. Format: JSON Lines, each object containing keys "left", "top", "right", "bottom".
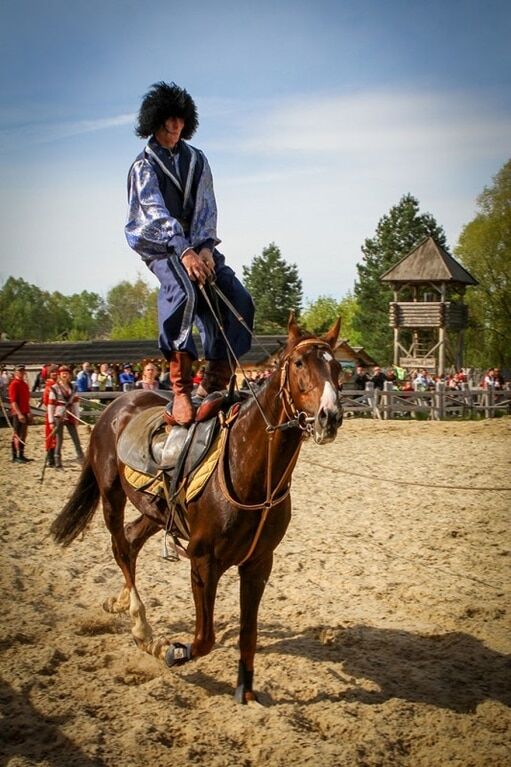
{"left": 383, "top": 381, "right": 393, "bottom": 420}
{"left": 485, "top": 386, "right": 495, "bottom": 419}
{"left": 393, "top": 288, "right": 399, "bottom": 368}
{"left": 438, "top": 283, "right": 446, "bottom": 376}
{"left": 434, "top": 381, "right": 445, "bottom": 420}
{"left": 366, "top": 382, "right": 379, "bottom": 420}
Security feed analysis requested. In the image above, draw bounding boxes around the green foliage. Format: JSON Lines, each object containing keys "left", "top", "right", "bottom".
{"left": 301, "top": 292, "right": 362, "bottom": 346}
{"left": 65, "top": 291, "right": 111, "bottom": 340}
{"left": 242, "top": 243, "right": 303, "bottom": 333}
{"left": 353, "top": 194, "right": 447, "bottom": 362}
{"left": 455, "top": 159, "right": 511, "bottom": 369}
{"left": 0, "top": 275, "right": 156, "bottom": 342}
{"left": 0, "top": 277, "right": 108, "bottom": 341}
{"left": 105, "top": 277, "right": 158, "bottom": 336}
{"left": 109, "top": 286, "right": 158, "bottom": 339}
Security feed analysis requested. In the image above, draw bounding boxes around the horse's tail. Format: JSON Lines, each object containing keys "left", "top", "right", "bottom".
{"left": 50, "top": 456, "right": 100, "bottom": 547}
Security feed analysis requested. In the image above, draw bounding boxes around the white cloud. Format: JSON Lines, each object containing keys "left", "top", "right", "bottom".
{"left": 227, "top": 89, "right": 511, "bottom": 162}
{"left": 0, "top": 112, "right": 135, "bottom": 152}
{"left": 211, "top": 88, "right": 510, "bottom": 298}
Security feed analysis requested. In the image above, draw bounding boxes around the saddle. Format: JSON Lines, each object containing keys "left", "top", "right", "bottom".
{"left": 117, "top": 390, "right": 246, "bottom": 501}
{"left": 117, "top": 407, "right": 220, "bottom": 479}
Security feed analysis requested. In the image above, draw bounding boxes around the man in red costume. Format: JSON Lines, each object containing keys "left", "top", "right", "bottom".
{"left": 8, "top": 364, "right": 33, "bottom": 463}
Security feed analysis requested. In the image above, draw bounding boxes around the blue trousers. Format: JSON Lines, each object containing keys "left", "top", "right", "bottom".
{"left": 148, "top": 251, "right": 254, "bottom": 361}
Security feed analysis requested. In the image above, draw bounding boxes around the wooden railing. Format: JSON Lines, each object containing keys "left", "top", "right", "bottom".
{"left": 25, "top": 384, "right": 511, "bottom": 423}
{"left": 340, "top": 382, "right": 511, "bottom": 420}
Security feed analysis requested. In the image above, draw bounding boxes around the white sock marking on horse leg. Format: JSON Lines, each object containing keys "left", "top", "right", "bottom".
{"left": 103, "top": 585, "right": 130, "bottom": 614}
{"left": 129, "top": 587, "right": 152, "bottom": 644}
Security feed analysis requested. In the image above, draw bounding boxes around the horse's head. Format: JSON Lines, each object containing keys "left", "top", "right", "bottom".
{"left": 280, "top": 313, "right": 343, "bottom": 444}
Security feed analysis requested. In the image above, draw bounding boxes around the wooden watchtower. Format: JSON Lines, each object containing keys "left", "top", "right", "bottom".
{"left": 380, "top": 237, "right": 478, "bottom": 376}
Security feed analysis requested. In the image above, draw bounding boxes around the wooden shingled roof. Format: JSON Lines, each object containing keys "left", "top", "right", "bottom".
{"left": 0, "top": 336, "right": 287, "bottom": 368}
{"left": 0, "top": 335, "right": 378, "bottom": 370}
{"left": 380, "top": 237, "right": 478, "bottom": 286}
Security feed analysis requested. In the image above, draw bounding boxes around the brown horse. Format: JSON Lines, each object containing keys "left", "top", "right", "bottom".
{"left": 51, "top": 315, "right": 342, "bottom": 702}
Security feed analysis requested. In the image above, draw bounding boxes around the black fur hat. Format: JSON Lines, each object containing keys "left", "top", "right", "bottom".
{"left": 135, "top": 81, "right": 199, "bottom": 140}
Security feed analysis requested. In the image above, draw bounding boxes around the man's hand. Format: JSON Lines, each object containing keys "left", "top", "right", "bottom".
{"left": 181, "top": 249, "right": 215, "bottom": 286}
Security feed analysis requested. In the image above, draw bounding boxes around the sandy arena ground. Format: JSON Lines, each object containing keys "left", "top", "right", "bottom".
{"left": 1, "top": 417, "right": 510, "bottom": 767}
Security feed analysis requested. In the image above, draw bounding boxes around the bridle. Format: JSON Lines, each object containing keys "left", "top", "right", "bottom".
{"left": 216, "top": 337, "right": 339, "bottom": 566}
{"left": 276, "top": 338, "right": 337, "bottom": 433}
{"left": 196, "top": 282, "right": 341, "bottom": 566}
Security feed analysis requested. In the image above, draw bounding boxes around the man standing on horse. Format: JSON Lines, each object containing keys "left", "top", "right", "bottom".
{"left": 125, "top": 81, "right": 254, "bottom": 426}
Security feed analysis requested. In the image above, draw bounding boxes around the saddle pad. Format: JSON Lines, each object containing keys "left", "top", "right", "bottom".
{"left": 185, "top": 431, "right": 224, "bottom": 503}
{"left": 122, "top": 431, "right": 223, "bottom": 504}
{"left": 124, "top": 466, "right": 165, "bottom": 496}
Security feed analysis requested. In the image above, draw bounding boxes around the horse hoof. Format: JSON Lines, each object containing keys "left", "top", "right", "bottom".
{"left": 234, "top": 685, "right": 258, "bottom": 704}
{"left": 165, "top": 642, "right": 192, "bottom": 668}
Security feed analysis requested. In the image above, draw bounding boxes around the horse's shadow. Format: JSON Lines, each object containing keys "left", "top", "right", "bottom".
{"left": 183, "top": 621, "right": 511, "bottom": 711}
{"left": 255, "top": 623, "right": 511, "bottom": 712}
{"left": 0, "top": 680, "right": 105, "bottom": 767}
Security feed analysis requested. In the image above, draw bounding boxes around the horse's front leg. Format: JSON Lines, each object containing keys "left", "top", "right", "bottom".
{"left": 236, "top": 552, "right": 274, "bottom": 704}
{"left": 165, "top": 551, "right": 220, "bottom": 668}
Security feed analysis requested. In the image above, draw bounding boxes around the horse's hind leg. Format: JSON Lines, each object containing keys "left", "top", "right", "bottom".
{"left": 101, "top": 484, "right": 156, "bottom": 647}
{"left": 123, "top": 513, "right": 165, "bottom": 654}
{"left": 101, "top": 482, "right": 132, "bottom": 614}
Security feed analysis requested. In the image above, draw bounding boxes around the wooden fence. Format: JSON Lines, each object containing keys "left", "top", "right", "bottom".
{"left": 67, "top": 384, "right": 511, "bottom": 422}
{"left": 339, "top": 382, "right": 511, "bottom": 420}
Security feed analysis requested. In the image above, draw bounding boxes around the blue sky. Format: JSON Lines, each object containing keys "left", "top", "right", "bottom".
{"left": 1, "top": 0, "right": 510, "bottom": 303}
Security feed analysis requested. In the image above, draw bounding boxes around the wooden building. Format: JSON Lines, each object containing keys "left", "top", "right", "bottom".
{"left": 0, "top": 334, "right": 376, "bottom": 383}
{"left": 380, "top": 237, "right": 478, "bottom": 375}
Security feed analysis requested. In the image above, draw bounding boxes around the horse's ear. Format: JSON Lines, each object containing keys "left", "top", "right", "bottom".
{"left": 287, "top": 310, "right": 301, "bottom": 342}
{"left": 322, "top": 317, "right": 341, "bottom": 350}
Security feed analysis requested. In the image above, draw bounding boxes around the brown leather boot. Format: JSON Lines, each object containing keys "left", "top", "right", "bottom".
{"left": 196, "top": 359, "right": 233, "bottom": 397}
{"left": 168, "top": 351, "right": 195, "bottom": 426}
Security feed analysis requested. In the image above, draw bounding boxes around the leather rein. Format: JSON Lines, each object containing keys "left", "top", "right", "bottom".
{"left": 217, "top": 338, "right": 334, "bottom": 566}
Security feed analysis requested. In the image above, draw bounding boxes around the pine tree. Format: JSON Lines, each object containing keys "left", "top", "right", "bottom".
{"left": 242, "top": 243, "right": 303, "bottom": 333}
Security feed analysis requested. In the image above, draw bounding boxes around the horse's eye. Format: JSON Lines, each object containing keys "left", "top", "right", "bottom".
{"left": 294, "top": 358, "right": 304, "bottom": 369}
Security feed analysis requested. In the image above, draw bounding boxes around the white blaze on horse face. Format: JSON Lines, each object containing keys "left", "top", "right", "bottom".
{"left": 320, "top": 380, "right": 339, "bottom": 414}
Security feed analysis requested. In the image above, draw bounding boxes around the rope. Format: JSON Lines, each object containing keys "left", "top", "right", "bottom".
{"left": 333, "top": 524, "right": 507, "bottom": 593}
{"left": 305, "top": 459, "right": 511, "bottom": 492}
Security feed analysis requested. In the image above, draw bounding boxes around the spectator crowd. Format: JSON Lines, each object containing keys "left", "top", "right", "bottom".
{"left": 346, "top": 364, "right": 509, "bottom": 392}
{"left": 1, "top": 359, "right": 509, "bottom": 469}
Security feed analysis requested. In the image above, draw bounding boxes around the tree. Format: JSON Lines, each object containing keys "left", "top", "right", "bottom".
{"left": 106, "top": 277, "right": 158, "bottom": 339}
{"left": 353, "top": 194, "right": 447, "bottom": 362}
{"left": 301, "top": 292, "right": 362, "bottom": 346}
{"left": 109, "top": 289, "right": 158, "bottom": 340}
{"left": 65, "top": 291, "right": 110, "bottom": 340}
{"left": 0, "top": 277, "right": 57, "bottom": 340}
{"left": 455, "top": 159, "right": 511, "bottom": 369}
{"left": 242, "top": 243, "right": 303, "bottom": 333}
{"left": 0, "top": 277, "right": 110, "bottom": 341}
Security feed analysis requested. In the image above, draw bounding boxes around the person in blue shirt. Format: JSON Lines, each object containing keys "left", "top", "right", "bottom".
{"left": 118, "top": 363, "right": 136, "bottom": 390}
{"left": 75, "top": 362, "right": 92, "bottom": 393}
{"left": 125, "top": 82, "right": 254, "bottom": 425}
